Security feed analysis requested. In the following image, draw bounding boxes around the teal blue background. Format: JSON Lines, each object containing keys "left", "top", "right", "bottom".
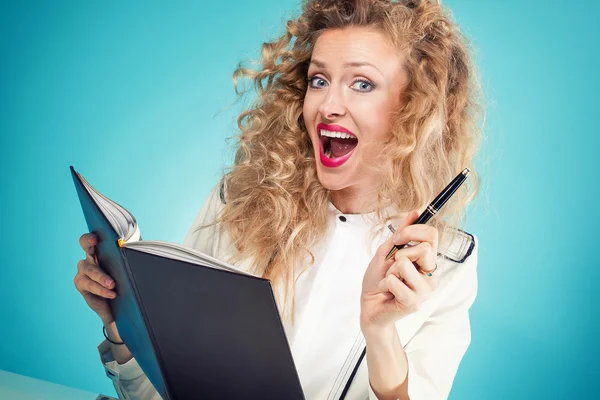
{"left": 1, "top": 0, "right": 598, "bottom": 398}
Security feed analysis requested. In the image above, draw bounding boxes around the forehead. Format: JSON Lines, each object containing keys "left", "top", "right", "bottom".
{"left": 310, "top": 26, "right": 403, "bottom": 73}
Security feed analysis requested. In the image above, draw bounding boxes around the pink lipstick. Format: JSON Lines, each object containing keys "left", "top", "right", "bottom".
{"left": 317, "top": 123, "right": 358, "bottom": 168}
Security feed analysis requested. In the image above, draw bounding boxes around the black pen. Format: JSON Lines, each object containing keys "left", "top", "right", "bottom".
{"left": 384, "top": 167, "right": 471, "bottom": 261}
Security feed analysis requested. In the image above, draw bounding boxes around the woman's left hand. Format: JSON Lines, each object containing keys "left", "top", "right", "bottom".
{"left": 360, "top": 211, "right": 440, "bottom": 334}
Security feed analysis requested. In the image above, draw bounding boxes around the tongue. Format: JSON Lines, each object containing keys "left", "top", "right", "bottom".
{"left": 330, "top": 138, "right": 358, "bottom": 158}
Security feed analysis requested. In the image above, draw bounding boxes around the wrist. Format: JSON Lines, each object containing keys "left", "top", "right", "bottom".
{"left": 103, "top": 320, "right": 117, "bottom": 332}
{"left": 362, "top": 323, "right": 409, "bottom": 400}
{"left": 103, "top": 322, "right": 124, "bottom": 343}
{"left": 361, "top": 322, "right": 397, "bottom": 344}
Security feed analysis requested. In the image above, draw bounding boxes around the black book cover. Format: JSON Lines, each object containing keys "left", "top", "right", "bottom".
{"left": 71, "top": 167, "right": 305, "bottom": 399}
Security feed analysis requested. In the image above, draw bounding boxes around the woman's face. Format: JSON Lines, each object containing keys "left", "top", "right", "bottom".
{"left": 303, "top": 26, "right": 407, "bottom": 205}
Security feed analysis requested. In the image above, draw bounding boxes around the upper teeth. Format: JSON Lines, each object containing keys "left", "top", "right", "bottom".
{"left": 320, "top": 129, "right": 356, "bottom": 139}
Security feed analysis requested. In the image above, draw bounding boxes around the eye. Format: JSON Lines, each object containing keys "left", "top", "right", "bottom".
{"left": 351, "top": 79, "right": 375, "bottom": 93}
{"left": 307, "top": 76, "right": 328, "bottom": 89}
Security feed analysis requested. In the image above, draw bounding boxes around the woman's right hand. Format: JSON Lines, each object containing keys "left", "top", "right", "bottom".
{"left": 75, "top": 233, "right": 133, "bottom": 364}
{"left": 74, "top": 233, "right": 117, "bottom": 325}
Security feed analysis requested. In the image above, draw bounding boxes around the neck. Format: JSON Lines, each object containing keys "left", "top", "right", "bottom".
{"left": 330, "top": 186, "right": 381, "bottom": 214}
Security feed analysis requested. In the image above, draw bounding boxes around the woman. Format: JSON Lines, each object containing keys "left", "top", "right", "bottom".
{"left": 74, "top": 0, "right": 481, "bottom": 398}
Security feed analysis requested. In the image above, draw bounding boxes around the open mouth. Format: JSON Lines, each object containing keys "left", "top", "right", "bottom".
{"left": 317, "top": 123, "right": 358, "bottom": 168}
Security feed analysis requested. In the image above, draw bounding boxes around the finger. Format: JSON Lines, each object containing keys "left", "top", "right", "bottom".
{"left": 374, "top": 210, "right": 419, "bottom": 262}
{"left": 393, "top": 242, "right": 437, "bottom": 274}
{"left": 393, "top": 223, "right": 439, "bottom": 251}
{"left": 79, "top": 233, "right": 97, "bottom": 256}
{"left": 393, "top": 245, "right": 439, "bottom": 291}
{"left": 86, "top": 251, "right": 99, "bottom": 266}
{"left": 384, "top": 211, "right": 424, "bottom": 260}
{"left": 390, "top": 256, "right": 439, "bottom": 293}
{"left": 387, "top": 256, "right": 431, "bottom": 300}
{"left": 395, "top": 210, "right": 420, "bottom": 232}
{"left": 77, "top": 259, "right": 114, "bottom": 289}
{"left": 378, "top": 274, "right": 420, "bottom": 312}
{"left": 76, "top": 275, "right": 117, "bottom": 299}
{"left": 374, "top": 233, "right": 400, "bottom": 265}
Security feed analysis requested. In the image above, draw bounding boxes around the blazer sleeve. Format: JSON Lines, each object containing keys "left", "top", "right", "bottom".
{"left": 96, "top": 183, "right": 225, "bottom": 399}
{"left": 368, "top": 236, "right": 479, "bottom": 400}
{"left": 98, "top": 340, "right": 162, "bottom": 400}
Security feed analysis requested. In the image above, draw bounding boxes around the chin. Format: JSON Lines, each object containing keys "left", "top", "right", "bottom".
{"left": 315, "top": 164, "right": 354, "bottom": 192}
{"left": 317, "top": 176, "right": 343, "bottom": 192}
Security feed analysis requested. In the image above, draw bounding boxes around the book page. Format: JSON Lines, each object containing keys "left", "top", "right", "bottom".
{"left": 124, "top": 240, "right": 257, "bottom": 277}
{"left": 77, "top": 171, "right": 140, "bottom": 243}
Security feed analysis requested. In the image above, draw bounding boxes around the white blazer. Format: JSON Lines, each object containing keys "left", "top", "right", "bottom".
{"left": 99, "top": 183, "right": 478, "bottom": 400}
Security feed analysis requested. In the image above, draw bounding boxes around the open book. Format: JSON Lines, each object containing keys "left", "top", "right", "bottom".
{"left": 74, "top": 167, "right": 253, "bottom": 277}
{"left": 71, "top": 166, "right": 305, "bottom": 400}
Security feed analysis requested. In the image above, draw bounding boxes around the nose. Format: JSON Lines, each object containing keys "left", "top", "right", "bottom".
{"left": 318, "top": 86, "right": 346, "bottom": 119}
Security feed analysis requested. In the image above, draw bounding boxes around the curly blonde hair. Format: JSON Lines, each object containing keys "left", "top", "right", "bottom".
{"left": 217, "top": 0, "right": 482, "bottom": 321}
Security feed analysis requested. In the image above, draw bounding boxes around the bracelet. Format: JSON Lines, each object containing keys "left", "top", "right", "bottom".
{"left": 103, "top": 325, "right": 125, "bottom": 345}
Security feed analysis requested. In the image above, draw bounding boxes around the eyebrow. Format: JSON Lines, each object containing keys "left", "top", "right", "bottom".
{"left": 310, "top": 59, "right": 383, "bottom": 75}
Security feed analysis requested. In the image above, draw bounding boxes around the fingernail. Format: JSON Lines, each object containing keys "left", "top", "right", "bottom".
{"left": 105, "top": 278, "right": 114, "bottom": 287}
